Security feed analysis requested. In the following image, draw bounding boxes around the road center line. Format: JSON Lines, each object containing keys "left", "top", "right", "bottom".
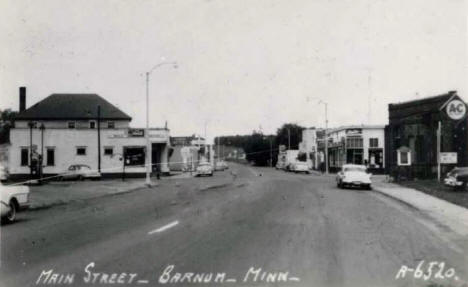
{"left": 148, "top": 220, "right": 179, "bottom": 235}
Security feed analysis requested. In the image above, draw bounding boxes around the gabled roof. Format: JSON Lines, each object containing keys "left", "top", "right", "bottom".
{"left": 15, "top": 94, "right": 132, "bottom": 121}
{"left": 389, "top": 91, "right": 460, "bottom": 119}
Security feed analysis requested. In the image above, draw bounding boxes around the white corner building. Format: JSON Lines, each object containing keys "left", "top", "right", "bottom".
{"left": 9, "top": 89, "right": 171, "bottom": 180}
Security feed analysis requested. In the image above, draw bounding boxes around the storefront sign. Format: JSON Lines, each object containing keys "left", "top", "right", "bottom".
{"left": 446, "top": 99, "right": 466, "bottom": 120}
{"left": 440, "top": 152, "right": 457, "bottom": 164}
{"left": 346, "top": 128, "right": 362, "bottom": 135}
{"left": 128, "top": 129, "right": 145, "bottom": 137}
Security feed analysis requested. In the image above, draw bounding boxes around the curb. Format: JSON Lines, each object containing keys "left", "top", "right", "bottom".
{"left": 28, "top": 185, "right": 148, "bottom": 211}
{"left": 370, "top": 185, "right": 421, "bottom": 211}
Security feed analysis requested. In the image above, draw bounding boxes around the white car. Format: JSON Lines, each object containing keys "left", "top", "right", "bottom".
{"left": 196, "top": 162, "right": 214, "bottom": 177}
{"left": 214, "top": 160, "right": 228, "bottom": 171}
{"left": 336, "top": 164, "right": 372, "bottom": 190}
{"left": 61, "top": 164, "right": 102, "bottom": 181}
{"left": 1, "top": 182, "right": 30, "bottom": 223}
{"left": 292, "top": 161, "right": 309, "bottom": 174}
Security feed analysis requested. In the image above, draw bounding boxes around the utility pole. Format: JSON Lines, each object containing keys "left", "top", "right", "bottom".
{"left": 145, "top": 71, "right": 151, "bottom": 186}
{"left": 319, "top": 100, "right": 329, "bottom": 174}
{"left": 270, "top": 136, "right": 273, "bottom": 167}
{"left": 325, "top": 103, "right": 329, "bottom": 174}
{"left": 217, "top": 136, "right": 220, "bottom": 162}
{"left": 97, "top": 105, "right": 101, "bottom": 173}
{"left": 437, "top": 121, "right": 441, "bottom": 182}
{"left": 40, "top": 123, "right": 45, "bottom": 180}
{"left": 288, "top": 128, "right": 291, "bottom": 149}
{"left": 28, "top": 121, "right": 33, "bottom": 179}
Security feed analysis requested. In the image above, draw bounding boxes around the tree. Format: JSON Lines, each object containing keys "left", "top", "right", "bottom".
{"left": 215, "top": 133, "right": 275, "bottom": 166}
{"left": 0, "top": 109, "right": 17, "bottom": 144}
{"left": 275, "top": 123, "right": 304, "bottom": 150}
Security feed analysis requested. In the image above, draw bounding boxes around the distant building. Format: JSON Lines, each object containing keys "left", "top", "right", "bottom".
{"left": 169, "top": 136, "right": 204, "bottom": 171}
{"left": 327, "top": 125, "right": 385, "bottom": 173}
{"left": 299, "top": 127, "right": 317, "bottom": 169}
{"left": 385, "top": 91, "right": 468, "bottom": 179}
{"left": 9, "top": 88, "right": 171, "bottom": 179}
{"left": 316, "top": 129, "right": 326, "bottom": 171}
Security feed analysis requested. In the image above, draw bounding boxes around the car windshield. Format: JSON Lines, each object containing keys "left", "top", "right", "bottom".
{"left": 343, "top": 166, "right": 366, "bottom": 172}
{"left": 449, "top": 167, "right": 468, "bottom": 175}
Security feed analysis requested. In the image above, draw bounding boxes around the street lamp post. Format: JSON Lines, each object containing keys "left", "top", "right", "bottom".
{"left": 145, "top": 61, "right": 178, "bottom": 187}
{"left": 319, "top": 100, "right": 329, "bottom": 174}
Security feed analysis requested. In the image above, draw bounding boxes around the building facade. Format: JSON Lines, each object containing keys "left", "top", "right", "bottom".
{"left": 385, "top": 91, "right": 468, "bottom": 179}
{"left": 9, "top": 89, "right": 171, "bottom": 179}
{"left": 327, "top": 125, "right": 385, "bottom": 173}
{"left": 299, "top": 127, "right": 317, "bottom": 169}
{"left": 169, "top": 136, "right": 205, "bottom": 171}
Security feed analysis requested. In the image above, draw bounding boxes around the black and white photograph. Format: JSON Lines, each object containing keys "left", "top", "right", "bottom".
{"left": 0, "top": 1, "right": 467, "bottom": 286}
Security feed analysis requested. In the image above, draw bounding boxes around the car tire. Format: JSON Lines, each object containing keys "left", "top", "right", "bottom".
{"left": 4, "top": 200, "right": 17, "bottom": 223}
{"left": 365, "top": 185, "right": 372, "bottom": 190}
{"left": 455, "top": 182, "right": 467, "bottom": 191}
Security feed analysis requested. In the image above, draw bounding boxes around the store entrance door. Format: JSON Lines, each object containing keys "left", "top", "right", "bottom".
{"left": 151, "top": 143, "right": 164, "bottom": 173}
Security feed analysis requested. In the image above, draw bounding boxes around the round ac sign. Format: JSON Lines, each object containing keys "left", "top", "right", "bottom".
{"left": 446, "top": 99, "right": 466, "bottom": 120}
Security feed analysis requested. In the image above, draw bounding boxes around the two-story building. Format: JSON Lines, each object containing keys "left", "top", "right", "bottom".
{"left": 327, "top": 125, "right": 385, "bottom": 173}
{"left": 9, "top": 88, "right": 171, "bottom": 180}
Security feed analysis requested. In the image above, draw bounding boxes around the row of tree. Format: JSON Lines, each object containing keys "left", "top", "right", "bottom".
{"left": 215, "top": 123, "right": 305, "bottom": 166}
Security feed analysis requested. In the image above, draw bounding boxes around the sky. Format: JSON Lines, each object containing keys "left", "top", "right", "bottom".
{"left": 0, "top": 0, "right": 466, "bottom": 143}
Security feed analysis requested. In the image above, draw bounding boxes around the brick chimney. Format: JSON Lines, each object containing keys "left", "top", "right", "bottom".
{"left": 19, "top": 87, "right": 26, "bottom": 112}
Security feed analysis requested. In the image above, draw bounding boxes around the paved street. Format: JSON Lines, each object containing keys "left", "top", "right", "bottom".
{"left": 1, "top": 163, "right": 467, "bottom": 287}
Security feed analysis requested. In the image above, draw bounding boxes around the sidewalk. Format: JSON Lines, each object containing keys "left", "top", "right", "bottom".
{"left": 373, "top": 179, "right": 468, "bottom": 237}
{"left": 28, "top": 179, "right": 156, "bottom": 210}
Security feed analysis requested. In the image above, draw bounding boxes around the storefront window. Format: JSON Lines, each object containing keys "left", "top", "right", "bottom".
{"left": 369, "top": 138, "right": 379, "bottom": 148}
{"left": 346, "top": 137, "right": 363, "bottom": 148}
{"left": 347, "top": 149, "right": 363, "bottom": 165}
{"left": 21, "top": 148, "right": 28, "bottom": 166}
{"left": 124, "top": 147, "right": 145, "bottom": 166}
{"left": 46, "top": 148, "right": 55, "bottom": 166}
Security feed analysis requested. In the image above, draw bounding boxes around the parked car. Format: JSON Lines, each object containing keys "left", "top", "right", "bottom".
{"left": 292, "top": 161, "right": 309, "bottom": 174}
{"left": 444, "top": 167, "right": 468, "bottom": 190}
{"left": 0, "top": 165, "right": 8, "bottom": 182}
{"left": 61, "top": 164, "right": 101, "bottom": 181}
{"left": 215, "top": 160, "right": 228, "bottom": 171}
{"left": 195, "top": 162, "right": 214, "bottom": 177}
{"left": 1, "top": 182, "right": 30, "bottom": 223}
{"left": 336, "top": 164, "right": 372, "bottom": 190}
